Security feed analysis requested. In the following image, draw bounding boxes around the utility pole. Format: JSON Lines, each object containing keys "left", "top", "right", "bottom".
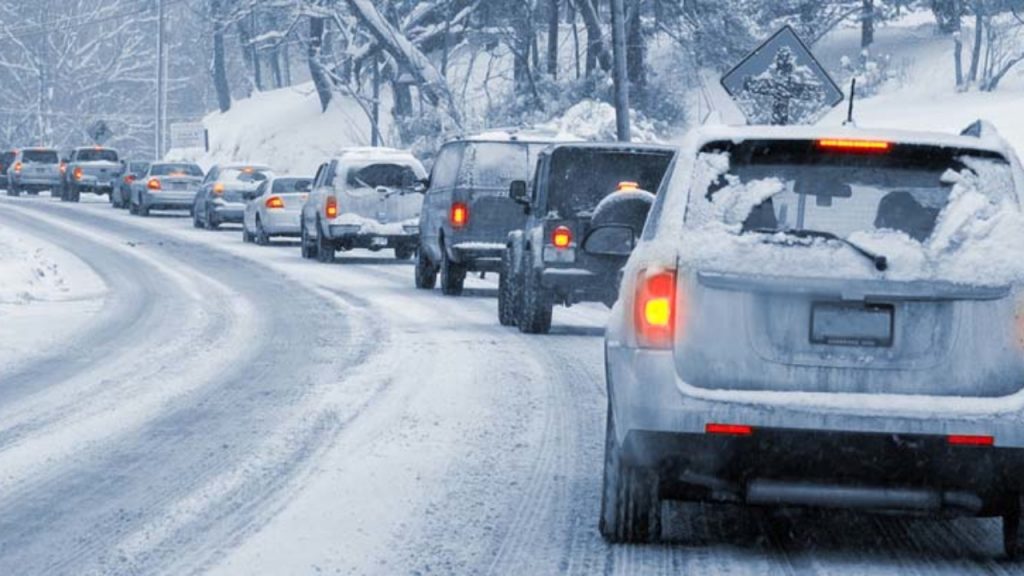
{"left": 372, "top": 51, "right": 380, "bottom": 147}
{"left": 156, "top": 0, "right": 166, "bottom": 159}
{"left": 610, "top": 0, "right": 631, "bottom": 142}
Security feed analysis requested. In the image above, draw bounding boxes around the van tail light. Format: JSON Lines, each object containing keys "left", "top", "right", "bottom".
{"left": 266, "top": 196, "right": 285, "bottom": 209}
{"left": 947, "top": 434, "right": 994, "bottom": 446}
{"left": 124, "top": 174, "right": 135, "bottom": 184}
{"left": 13, "top": 162, "right": 21, "bottom": 174}
{"left": 212, "top": 183, "right": 225, "bottom": 196}
{"left": 450, "top": 202, "right": 468, "bottom": 228}
{"left": 551, "top": 225, "right": 572, "bottom": 249}
{"left": 73, "top": 167, "right": 83, "bottom": 181}
{"left": 325, "top": 196, "right": 338, "bottom": 218}
{"left": 147, "top": 178, "right": 161, "bottom": 190}
{"left": 706, "top": 423, "right": 753, "bottom": 437}
{"left": 634, "top": 268, "right": 678, "bottom": 349}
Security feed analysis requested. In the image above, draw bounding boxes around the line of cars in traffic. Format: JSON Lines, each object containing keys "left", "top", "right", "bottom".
{"left": 6, "top": 119, "right": 1024, "bottom": 558}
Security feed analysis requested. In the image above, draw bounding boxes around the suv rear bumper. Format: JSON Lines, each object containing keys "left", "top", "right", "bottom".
{"left": 541, "top": 267, "right": 618, "bottom": 304}
{"left": 451, "top": 242, "right": 504, "bottom": 272}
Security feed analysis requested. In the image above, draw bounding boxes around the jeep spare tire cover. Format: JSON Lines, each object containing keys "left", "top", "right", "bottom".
{"left": 590, "top": 189, "right": 656, "bottom": 235}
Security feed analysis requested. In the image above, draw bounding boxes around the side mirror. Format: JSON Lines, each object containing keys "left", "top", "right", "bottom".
{"left": 414, "top": 178, "right": 429, "bottom": 193}
{"left": 509, "top": 180, "right": 529, "bottom": 205}
{"left": 581, "top": 224, "right": 637, "bottom": 257}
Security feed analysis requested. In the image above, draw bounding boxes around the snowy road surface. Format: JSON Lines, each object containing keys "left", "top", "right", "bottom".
{"left": 0, "top": 195, "right": 1020, "bottom": 575}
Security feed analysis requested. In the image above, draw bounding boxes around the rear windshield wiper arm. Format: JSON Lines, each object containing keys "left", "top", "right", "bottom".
{"left": 750, "top": 227, "right": 888, "bottom": 272}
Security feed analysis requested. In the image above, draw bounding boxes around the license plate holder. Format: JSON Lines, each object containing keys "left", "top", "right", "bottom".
{"left": 371, "top": 237, "right": 388, "bottom": 247}
{"left": 810, "top": 302, "right": 894, "bottom": 347}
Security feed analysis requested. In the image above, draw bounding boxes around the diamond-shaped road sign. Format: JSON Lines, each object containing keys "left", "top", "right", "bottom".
{"left": 721, "top": 26, "right": 844, "bottom": 126}
{"left": 88, "top": 120, "right": 113, "bottom": 145}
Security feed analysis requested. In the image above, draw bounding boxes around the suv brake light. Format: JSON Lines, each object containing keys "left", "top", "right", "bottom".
{"left": 13, "top": 162, "right": 21, "bottom": 174}
{"left": 73, "top": 167, "right": 83, "bottom": 181}
{"left": 817, "top": 139, "right": 891, "bottom": 153}
{"left": 450, "top": 202, "right": 468, "bottom": 228}
{"left": 551, "top": 225, "right": 572, "bottom": 249}
{"left": 266, "top": 196, "right": 285, "bottom": 209}
{"left": 634, "top": 268, "right": 678, "bottom": 349}
{"left": 147, "top": 178, "right": 161, "bottom": 190}
{"left": 325, "top": 196, "right": 338, "bottom": 218}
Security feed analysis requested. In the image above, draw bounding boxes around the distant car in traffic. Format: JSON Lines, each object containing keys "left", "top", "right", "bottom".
{"left": 300, "top": 148, "right": 426, "bottom": 263}
{"left": 130, "top": 162, "right": 204, "bottom": 216}
{"left": 415, "top": 130, "right": 574, "bottom": 295}
{"left": 4, "top": 148, "right": 63, "bottom": 197}
{"left": 112, "top": 160, "right": 150, "bottom": 209}
{"left": 61, "top": 146, "right": 122, "bottom": 202}
{"left": 501, "top": 143, "right": 675, "bottom": 332}
{"left": 243, "top": 175, "right": 313, "bottom": 245}
{"left": 192, "top": 163, "right": 274, "bottom": 230}
{"left": 600, "top": 123, "right": 1024, "bottom": 559}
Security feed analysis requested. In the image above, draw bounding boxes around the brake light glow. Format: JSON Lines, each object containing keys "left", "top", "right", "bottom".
{"left": 266, "top": 196, "right": 285, "bottom": 209}
{"left": 634, "top": 268, "right": 678, "bottom": 349}
{"left": 551, "top": 225, "right": 572, "bottom": 249}
{"left": 13, "top": 162, "right": 21, "bottom": 174}
{"left": 325, "top": 196, "right": 338, "bottom": 218}
{"left": 59, "top": 162, "right": 67, "bottom": 175}
{"left": 706, "top": 423, "right": 754, "bottom": 437}
{"left": 212, "top": 183, "right": 225, "bottom": 195}
{"left": 947, "top": 434, "right": 994, "bottom": 446}
{"left": 124, "top": 174, "right": 135, "bottom": 184}
{"left": 147, "top": 178, "right": 161, "bottom": 190}
{"left": 817, "top": 139, "right": 891, "bottom": 153}
{"left": 617, "top": 181, "right": 640, "bottom": 192}
{"left": 450, "top": 202, "right": 468, "bottom": 228}
{"left": 73, "top": 167, "right": 83, "bottom": 181}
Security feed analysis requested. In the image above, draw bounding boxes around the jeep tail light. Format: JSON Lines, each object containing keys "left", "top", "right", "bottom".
{"left": 13, "top": 162, "right": 21, "bottom": 174}
{"left": 325, "top": 196, "right": 338, "bottom": 218}
{"left": 817, "top": 139, "right": 891, "bottom": 153}
{"left": 266, "top": 196, "right": 285, "bottom": 209}
{"left": 634, "top": 268, "right": 678, "bottom": 349}
{"left": 450, "top": 202, "right": 468, "bottom": 228}
{"left": 706, "top": 423, "right": 753, "bottom": 437}
{"left": 147, "top": 178, "right": 161, "bottom": 190}
{"left": 947, "top": 434, "right": 994, "bottom": 446}
{"left": 73, "top": 167, "right": 83, "bottom": 181}
{"left": 551, "top": 225, "right": 572, "bottom": 249}
{"left": 212, "top": 183, "right": 225, "bottom": 195}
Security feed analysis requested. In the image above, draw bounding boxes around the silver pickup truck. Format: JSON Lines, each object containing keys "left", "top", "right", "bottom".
{"left": 61, "top": 147, "right": 122, "bottom": 203}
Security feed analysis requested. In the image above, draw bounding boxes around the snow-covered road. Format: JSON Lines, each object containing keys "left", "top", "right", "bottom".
{"left": 0, "top": 195, "right": 1018, "bottom": 575}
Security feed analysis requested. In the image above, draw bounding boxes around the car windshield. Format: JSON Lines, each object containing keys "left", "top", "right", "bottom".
{"left": 272, "top": 177, "right": 312, "bottom": 193}
{"left": 23, "top": 150, "right": 58, "bottom": 163}
{"left": 151, "top": 163, "right": 202, "bottom": 177}
{"left": 690, "top": 140, "right": 1014, "bottom": 243}
{"left": 221, "top": 167, "right": 273, "bottom": 183}
{"left": 77, "top": 149, "right": 118, "bottom": 162}
{"left": 346, "top": 162, "right": 424, "bottom": 189}
{"left": 545, "top": 148, "right": 673, "bottom": 217}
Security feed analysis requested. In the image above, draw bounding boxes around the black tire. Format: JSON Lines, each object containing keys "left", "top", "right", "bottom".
{"left": 6, "top": 185, "right": 18, "bottom": 197}
{"left": 517, "top": 261, "right": 553, "bottom": 334}
{"left": 394, "top": 244, "right": 415, "bottom": 261}
{"left": 27, "top": 189, "right": 39, "bottom": 196}
{"left": 138, "top": 199, "right": 150, "bottom": 217}
{"left": 414, "top": 248, "right": 437, "bottom": 289}
{"left": 301, "top": 221, "right": 318, "bottom": 259}
{"left": 439, "top": 244, "right": 465, "bottom": 296}
{"left": 242, "top": 226, "right": 254, "bottom": 243}
{"left": 498, "top": 247, "right": 519, "bottom": 326}
{"left": 68, "top": 185, "right": 80, "bottom": 203}
{"left": 599, "top": 404, "right": 662, "bottom": 543}
{"left": 192, "top": 204, "right": 204, "bottom": 228}
{"left": 316, "top": 221, "right": 335, "bottom": 263}
{"left": 129, "top": 196, "right": 139, "bottom": 215}
{"left": 1005, "top": 496, "right": 1022, "bottom": 559}
{"left": 255, "top": 217, "right": 270, "bottom": 246}
{"left": 205, "top": 205, "right": 219, "bottom": 230}
{"left": 59, "top": 183, "right": 68, "bottom": 202}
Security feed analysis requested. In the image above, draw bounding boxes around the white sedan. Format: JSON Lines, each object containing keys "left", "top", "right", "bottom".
{"left": 242, "top": 176, "right": 313, "bottom": 245}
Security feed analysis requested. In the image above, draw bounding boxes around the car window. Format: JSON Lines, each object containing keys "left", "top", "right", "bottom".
{"left": 544, "top": 148, "right": 673, "bottom": 217}
{"left": 458, "top": 142, "right": 536, "bottom": 191}
{"left": 430, "top": 144, "right": 462, "bottom": 190}
{"left": 345, "top": 162, "right": 425, "bottom": 190}
{"left": 130, "top": 162, "right": 149, "bottom": 175}
{"left": 272, "top": 177, "right": 313, "bottom": 193}
{"left": 76, "top": 149, "right": 118, "bottom": 162}
{"left": 219, "top": 167, "right": 274, "bottom": 183}
{"left": 23, "top": 150, "right": 59, "bottom": 163}
{"left": 150, "top": 163, "right": 203, "bottom": 176}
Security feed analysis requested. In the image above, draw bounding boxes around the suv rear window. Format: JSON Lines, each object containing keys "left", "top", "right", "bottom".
{"left": 346, "top": 162, "right": 424, "bottom": 189}
{"left": 545, "top": 148, "right": 673, "bottom": 217}
{"left": 151, "top": 163, "right": 202, "bottom": 176}
{"left": 76, "top": 149, "right": 118, "bottom": 162}
{"left": 23, "top": 150, "right": 58, "bottom": 163}
{"left": 459, "top": 142, "right": 548, "bottom": 190}
{"left": 690, "top": 140, "right": 1014, "bottom": 243}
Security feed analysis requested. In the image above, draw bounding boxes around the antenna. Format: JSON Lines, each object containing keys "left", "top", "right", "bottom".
{"left": 844, "top": 78, "right": 857, "bottom": 126}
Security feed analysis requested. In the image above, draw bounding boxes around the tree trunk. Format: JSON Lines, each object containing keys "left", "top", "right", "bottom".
{"left": 270, "top": 48, "right": 283, "bottom": 89}
{"left": 610, "top": 0, "right": 630, "bottom": 141}
{"left": 861, "top": 0, "right": 875, "bottom": 48}
{"left": 579, "top": 0, "right": 611, "bottom": 75}
{"left": 211, "top": 0, "right": 231, "bottom": 113}
{"left": 547, "top": 0, "right": 560, "bottom": 77}
{"left": 308, "top": 16, "right": 333, "bottom": 112}
{"left": 967, "top": 0, "right": 983, "bottom": 83}
{"left": 952, "top": 0, "right": 964, "bottom": 87}
{"left": 626, "top": 0, "right": 645, "bottom": 95}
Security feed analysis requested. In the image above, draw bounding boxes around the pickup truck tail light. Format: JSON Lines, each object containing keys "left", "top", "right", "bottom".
{"left": 13, "top": 162, "right": 21, "bottom": 174}
{"left": 325, "top": 196, "right": 338, "bottom": 218}
{"left": 73, "top": 167, "right": 83, "bottom": 181}
{"left": 147, "top": 178, "right": 161, "bottom": 190}
{"left": 266, "top": 196, "right": 285, "bottom": 209}
{"left": 551, "top": 225, "right": 572, "bottom": 249}
{"left": 450, "top": 202, "right": 468, "bottom": 229}
{"left": 634, "top": 268, "right": 678, "bottom": 349}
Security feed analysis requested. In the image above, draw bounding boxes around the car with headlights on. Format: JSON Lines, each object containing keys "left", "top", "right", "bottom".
{"left": 600, "top": 122, "right": 1024, "bottom": 558}
{"left": 130, "top": 162, "right": 203, "bottom": 216}
{"left": 192, "top": 163, "right": 274, "bottom": 230}
{"left": 243, "top": 176, "right": 313, "bottom": 245}
{"left": 5, "top": 148, "right": 62, "bottom": 197}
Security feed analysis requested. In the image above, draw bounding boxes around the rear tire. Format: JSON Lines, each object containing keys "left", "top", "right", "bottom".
{"left": 192, "top": 205, "right": 204, "bottom": 228}
{"left": 242, "top": 226, "right": 254, "bottom": 243}
{"left": 439, "top": 245, "right": 465, "bottom": 296}
{"left": 599, "top": 404, "right": 662, "bottom": 543}
{"left": 255, "top": 217, "right": 270, "bottom": 246}
{"left": 498, "top": 248, "right": 518, "bottom": 326}
{"left": 517, "top": 262, "right": 553, "bottom": 334}
{"left": 1005, "top": 495, "right": 1022, "bottom": 559}
{"left": 414, "top": 248, "right": 437, "bottom": 289}
{"left": 6, "top": 184, "right": 19, "bottom": 197}
{"left": 68, "top": 184, "right": 80, "bottom": 203}
{"left": 394, "top": 244, "right": 415, "bottom": 261}
{"left": 205, "top": 206, "right": 219, "bottom": 230}
{"left": 138, "top": 201, "right": 150, "bottom": 217}
{"left": 301, "top": 221, "right": 318, "bottom": 259}
{"left": 316, "top": 221, "right": 335, "bottom": 263}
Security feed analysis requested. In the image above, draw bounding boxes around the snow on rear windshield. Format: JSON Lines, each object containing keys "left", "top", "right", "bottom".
{"left": 221, "top": 168, "right": 273, "bottom": 183}
{"left": 76, "top": 149, "right": 118, "bottom": 162}
{"left": 346, "top": 162, "right": 424, "bottom": 189}
{"left": 457, "top": 142, "right": 548, "bottom": 191}
{"left": 273, "top": 177, "right": 312, "bottom": 193}
{"left": 23, "top": 150, "right": 58, "bottom": 163}
{"left": 677, "top": 140, "right": 1024, "bottom": 285}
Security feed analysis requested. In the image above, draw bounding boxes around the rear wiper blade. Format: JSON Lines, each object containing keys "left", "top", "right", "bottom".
{"left": 750, "top": 227, "right": 888, "bottom": 272}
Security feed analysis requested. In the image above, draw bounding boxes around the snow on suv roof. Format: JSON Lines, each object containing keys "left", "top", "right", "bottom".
{"left": 335, "top": 147, "right": 418, "bottom": 160}
{"left": 450, "top": 127, "right": 579, "bottom": 144}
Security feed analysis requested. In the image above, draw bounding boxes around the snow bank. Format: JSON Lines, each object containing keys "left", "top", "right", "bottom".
{"left": 537, "top": 100, "right": 661, "bottom": 143}
{"left": 0, "top": 225, "right": 104, "bottom": 304}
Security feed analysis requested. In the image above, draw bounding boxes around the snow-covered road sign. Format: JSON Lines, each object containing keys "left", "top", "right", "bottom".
{"left": 88, "top": 120, "right": 112, "bottom": 145}
{"left": 721, "top": 26, "right": 843, "bottom": 126}
{"left": 170, "top": 122, "right": 208, "bottom": 151}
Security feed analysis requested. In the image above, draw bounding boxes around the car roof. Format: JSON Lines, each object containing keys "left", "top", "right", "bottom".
{"left": 334, "top": 147, "right": 420, "bottom": 161}
{"left": 446, "top": 127, "right": 580, "bottom": 145}
{"left": 216, "top": 163, "right": 273, "bottom": 170}
{"left": 542, "top": 141, "right": 675, "bottom": 155}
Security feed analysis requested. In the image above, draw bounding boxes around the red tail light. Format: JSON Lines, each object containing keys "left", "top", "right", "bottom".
{"left": 817, "top": 139, "right": 891, "bottom": 153}
{"left": 634, "top": 268, "right": 678, "bottom": 349}
{"left": 706, "top": 423, "right": 754, "bottom": 436}
{"left": 551, "top": 225, "right": 572, "bottom": 249}
{"left": 59, "top": 162, "right": 67, "bottom": 175}
{"left": 325, "top": 196, "right": 338, "bottom": 218}
{"left": 450, "top": 202, "right": 468, "bottom": 228}
{"left": 73, "top": 167, "right": 83, "bottom": 181}
{"left": 13, "top": 162, "right": 21, "bottom": 174}
{"left": 947, "top": 434, "right": 994, "bottom": 446}
{"left": 212, "top": 182, "right": 225, "bottom": 196}
{"left": 147, "top": 178, "right": 161, "bottom": 190}
{"left": 266, "top": 196, "right": 285, "bottom": 209}
{"left": 124, "top": 174, "right": 135, "bottom": 184}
